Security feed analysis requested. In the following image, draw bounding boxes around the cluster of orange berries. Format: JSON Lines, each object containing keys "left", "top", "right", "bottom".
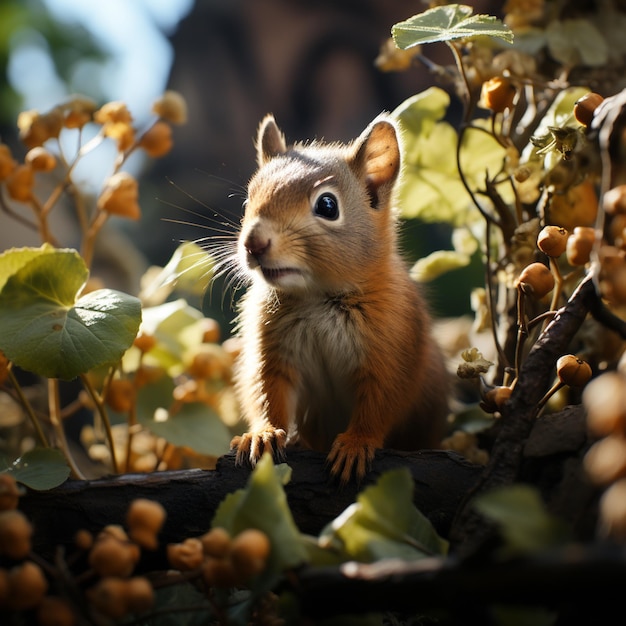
{"left": 582, "top": 363, "right": 626, "bottom": 539}
{"left": 0, "top": 90, "right": 187, "bottom": 221}
{"left": 0, "top": 478, "right": 272, "bottom": 623}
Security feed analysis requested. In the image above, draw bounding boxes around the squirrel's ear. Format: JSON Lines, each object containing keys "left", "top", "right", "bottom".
{"left": 256, "top": 115, "right": 287, "bottom": 166}
{"left": 350, "top": 116, "right": 400, "bottom": 208}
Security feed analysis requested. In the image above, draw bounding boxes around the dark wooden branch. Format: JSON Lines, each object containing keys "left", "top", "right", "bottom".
{"left": 450, "top": 275, "right": 598, "bottom": 551}
{"left": 20, "top": 449, "right": 482, "bottom": 565}
{"left": 294, "top": 543, "right": 626, "bottom": 621}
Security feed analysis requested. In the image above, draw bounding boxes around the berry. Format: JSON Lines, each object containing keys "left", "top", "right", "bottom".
{"left": 88, "top": 529, "right": 140, "bottom": 578}
{"left": 583, "top": 372, "right": 626, "bottom": 437}
{"left": 152, "top": 91, "right": 188, "bottom": 125}
{"left": 537, "top": 225, "right": 568, "bottom": 257}
{"left": 566, "top": 226, "right": 595, "bottom": 266}
{"left": 139, "top": 121, "right": 173, "bottom": 158}
{"left": 515, "top": 262, "right": 555, "bottom": 299}
{"left": 556, "top": 355, "right": 592, "bottom": 387}
{"left": 127, "top": 499, "right": 166, "bottom": 550}
{"left": 167, "top": 537, "right": 204, "bottom": 571}
{"left": 230, "top": 529, "right": 271, "bottom": 580}
{"left": 201, "top": 527, "right": 231, "bottom": 558}
{"left": 480, "top": 76, "right": 516, "bottom": 113}
{"left": 26, "top": 147, "right": 57, "bottom": 172}
{"left": 7, "top": 561, "right": 48, "bottom": 611}
{"left": 37, "top": 596, "right": 77, "bottom": 626}
{"left": 0, "top": 510, "right": 32, "bottom": 560}
{"left": 573, "top": 92, "right": 604, "bottom": 127}
{"left": 0, "top": 474, "right": 20, "bottom": 511}
{"left": 97, "top": 172, "right": 141, "bottom": 220}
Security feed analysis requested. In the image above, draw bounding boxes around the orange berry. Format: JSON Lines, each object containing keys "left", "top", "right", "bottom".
{"left": 75, "top": 529, "right": 94, "bottom": 551}
{"left": 97, "top": 172, "right": 141, "bottom": 220}
{"left": 37, "top": 596, "right": 76, "bottom": 626}
{"left": 603, "top": 185, "right": 626, "bottom": 215}
{"left": 584, "top": 434, "right": 626, "bottom": 485}
{"left": 105, "top": 378, "right": 135, "bottom": 413}
{"left": 483, "top": 385, "right": 513, "bottom": 411}
{"left": 167, "top": 537, "right": 204, "bottom": 571}
{"left": 0, "top": 510, "right": 32, "bottom": 560}
{"left": 88, "top": 532, "right": 140, "bottom": 578}
{"left": 537, "top": 225, "right": 568, "bottom": 257}
{"left": 0, "top": 474, "right": 20, "bottom": 511}
{"left": 201, "top": 527, "right": 231, "bottom": 558}
{"left": 202, "top": 556, "right": 238, "bottom": 588}
{"left": 87, "top": 577, "right": 130, "bottom": 619}
{"left": 515, "top": 262, "right": 555, "bottom": 299}
{"left": 229, "top": 529, "right": 271, "bottom": 580}
{"left": 556, "top": 355, "right": 592, "bottom": 387}
{"left": 127, "top": 499, "right": 166, "bottom": 550}
{"left": 583, "top": 372, "right": 626, "bottom": 437}
{"left": 103, "top": 121, "right": 135, "bottom": 152}
{"left": 26, "top": 146, "right": 57, "bottom": 172}
{"left": 200, "top": 318, "right": 221, "bottom": 344}
{"left": 124, "top": 577, "right": 154, "bottom": 614}
{"left": 566, "top": 226, "right": 596, "bottom": 266}
{"left": 139, "top": 121, "right": 173, "bottom": 158}
{"left": 0, "top": 144, "right": 16, "bottom": 180}
{"left": 5, "top": 163, "right": 34, "bottom": 202}
{"left": 480, "top": 76, "right": 515, "bottom": 113}
{"left": 599, "top": 478, "right": 626, "bottom": 539}
{"left": 152, "top": 90, "right": 188, "bottom": 125}
{"left": 94, "top": 101, "right": 133, "bottom": 125}
{"left": 133, "top": 333, "right": 157, "bottom": 353}
{"left": 574, "top": 92, "right": 604, "bottom": 127}
{"left": 63, "top": 95, "right": 97, "bottom": 129}
{"left": 6, "top": 561, "right": 48, "bottom": 611}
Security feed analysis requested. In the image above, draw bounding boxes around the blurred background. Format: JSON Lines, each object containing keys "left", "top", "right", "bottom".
{"left": 0, "top": 0, "right": 490, "bottom": 331}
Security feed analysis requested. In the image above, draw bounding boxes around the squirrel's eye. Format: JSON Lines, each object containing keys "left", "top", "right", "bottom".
{"left": 313, "top": 192, "right": 339, "bottom": 220}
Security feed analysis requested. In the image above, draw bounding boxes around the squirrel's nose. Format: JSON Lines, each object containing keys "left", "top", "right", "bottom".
{"left": 244, "top": 232, "right": 270, "bottom": 258}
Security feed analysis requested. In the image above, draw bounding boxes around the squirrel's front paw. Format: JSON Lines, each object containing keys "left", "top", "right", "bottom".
{"left": 327, "top": 433, "right": 379, "bottom": 484}
{"left": 231, "top": 428, "right": 287, "bottom": 467}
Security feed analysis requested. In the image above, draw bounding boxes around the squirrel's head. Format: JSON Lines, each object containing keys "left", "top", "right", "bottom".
{"left": 239, "top": 114, "right": 401, "bottom": 294}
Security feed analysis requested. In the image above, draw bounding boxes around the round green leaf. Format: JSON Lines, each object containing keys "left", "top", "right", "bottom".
{"left": 5, "top": 448, "right": 70, "bottom": 490}
{"left": 135, "top": 379, "right": 231, "bottom": 456}
{"left": 0, "top": 249, "right": 141, "bottom": 380}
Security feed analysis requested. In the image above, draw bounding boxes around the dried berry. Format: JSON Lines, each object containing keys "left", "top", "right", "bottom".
{"left": 515, "top": 262, "right": 555, "bottom": 299}
{"left": 583, "top": 372, "right": 626, "bottom": 437}
{"left": 139, "top": 121, "right": 173, "bottom": 158}
{"left": 94, "top": 101, "right": 133, "bottom": 125}
{"left": 103, "top": 121, "right": 135, "bottom": 152}
{"left": 63, "top": 95, "right": 97, "bottom": 129}
{"left": 5, "top": 164, "right": 35, "bottom": 202}
{"left": 87, "top": 577, "right": 130, "bottom": 619}
{"left": 603, "top": 185, "right": 626, "bottom": 215}
{"left": 133, "top": 333, "right": 157, "bottom": 353}
{"left": 480, "top": 76, "right": 515, "bottom": 113}
{"left": 6, "top": 561, "right": 48, "bottom": 611}
{"left": 97, "top": 172, "right": 141, "bottom": 220}
{"left": 573, "top": 92, "right": 604, "bottom": 127}
{"left": 88, "top": 530, "right": 140, "bottom": 578}
{"left": 74, "top": 529, "right": 94, "bottom": 551}
{"left": 230, "top": 529, "right": 271, "bottom": 580}
{"left": 0, "top": 509, "right": 32, "bottom": 560}
{"left": 124, "top": 577, "right": 154, "bottom": 614}
{"left": 167, "top": 537, "right": 204, "bottom": 571}
{"left": 105, "top": 379, "right": 135, "bottom": 413}
{"left": 127, "top": 499, "right": 166, "bottom": 550}
{"left": 0, "top": 474, "right": 20, "bottom": 511}
{"left": 584, "top": 434, "right": 626, "bottom": 485}
{"left": 201, "top": 527, "right": 232, "bottom": 558}
{"left": 26, "top": 147, "right": 57, "bottom": 172}
{"left": 566, "top": 226, "right": 595, "bottom": 266}
{"left": 152, "top": 91, "right": 188, "bottom": 125}
{"left": 483, "top": 385, "right": 513, "bottom": 411}
{"left": 0, "top": 144, "right": 16, "bottom": 180}
{"left": 556, "top": 355, "right": 592, "bottom": 387}
{"left": 537, "top": 225, "right": 568, "bottom": 257}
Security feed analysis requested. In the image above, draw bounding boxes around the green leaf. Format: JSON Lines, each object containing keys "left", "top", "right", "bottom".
{"left": 318, "top": 469, "right": 448, "bottom": 562}
{"left": 5, "top": 448, "right": 70, "bottom": 490}
{"left": 546, "top": 19, "right": 608, "bottom": 67}
{"left": 139, "top": 299, "right": 205, "bottom": 375}
{"left": 473, "top": 484, "right": 571, "bottom": 557}
{"left": 392, "top": 4, "right": 513, "bottom": 49}
{"left": 410, "top": 249, "right": 471, "bottom": 282}
{"left": 212, "top": 454, "right": 308, "bottom": 577}
{"left": 0, "top": 243, "right": 57, "bottom": 293}
{"left": 135, "top": 379, "right": 231, "bottom": 456}
{"left": 0, "top": 249, "right": 141, "bottom": 380}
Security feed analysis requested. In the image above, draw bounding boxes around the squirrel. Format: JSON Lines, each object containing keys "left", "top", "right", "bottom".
{"left": 229, "top": 113, "right": 449, "bottom": 483}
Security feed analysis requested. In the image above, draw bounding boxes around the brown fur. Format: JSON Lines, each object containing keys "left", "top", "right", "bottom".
{"left": 230, "top": 114, "right": 449, "bottom": 482}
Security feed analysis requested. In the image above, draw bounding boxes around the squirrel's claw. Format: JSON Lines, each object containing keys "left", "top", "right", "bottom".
{"left": 327, "top": 433, "right": 378, "bottom": 484}
{"left": 231, "top": 428, "right": 287, "bottom": 467}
